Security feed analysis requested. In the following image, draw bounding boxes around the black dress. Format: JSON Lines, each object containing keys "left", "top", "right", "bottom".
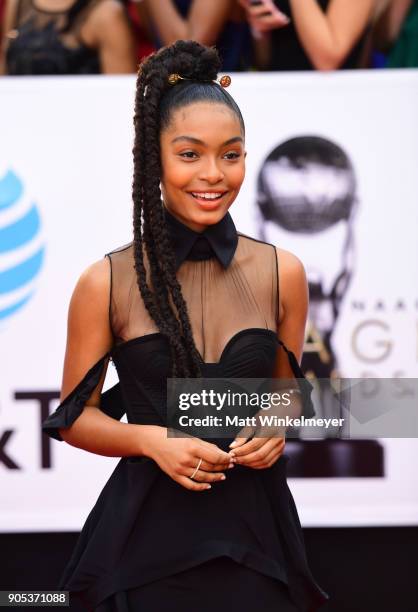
{"left": 42, "top": 210, "right": 330, "bottom": 611}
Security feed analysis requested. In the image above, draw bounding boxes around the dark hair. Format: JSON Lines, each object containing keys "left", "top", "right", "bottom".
{"left": 132, "top": 40, "right": 244, "bottom": 377}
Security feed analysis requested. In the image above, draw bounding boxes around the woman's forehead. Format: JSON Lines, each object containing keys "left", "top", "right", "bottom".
{"left": 164, "top": 102, "right": 242, "bottom": 134}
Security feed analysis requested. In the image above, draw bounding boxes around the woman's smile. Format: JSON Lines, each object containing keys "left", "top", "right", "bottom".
{"left": 188, "top": 190, "right": 229, "bottom": 209}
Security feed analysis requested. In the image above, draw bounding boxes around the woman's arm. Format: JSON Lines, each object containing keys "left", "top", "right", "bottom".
{"left": 274, "top": 247, "right": 309, "bottom": 376}
{"left": 57, "top": 257, "right": 150, "bottom": 456}
{"left": 143, "top": 0, "right": 234, "bottom": 46}
{"left": 0, "top": 0, "right": 17, "bottom": 75}
{"left": 288, "top": 0, "right": 376, "bottom": 70}
{"left": 85, "top": 0, "right": 137, "bottom": 74}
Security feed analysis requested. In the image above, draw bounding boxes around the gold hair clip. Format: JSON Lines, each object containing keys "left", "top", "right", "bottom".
{"left": 167, "top": 73, "right": 231, "bottom": 88}
{"left": 219, "top": 75, "right": 232, "bottom": 88}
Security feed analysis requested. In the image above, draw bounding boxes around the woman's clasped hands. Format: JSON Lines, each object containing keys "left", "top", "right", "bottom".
{"left": 228, "top": 414, "right": 286, "bottom": 470}
{"left": 142, "top": 417, "right": 286, "bottom": 492}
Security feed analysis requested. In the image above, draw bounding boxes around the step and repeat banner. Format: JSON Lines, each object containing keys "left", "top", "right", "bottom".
{"left": 0, "top": 70, "right": 417, "bottom": 531}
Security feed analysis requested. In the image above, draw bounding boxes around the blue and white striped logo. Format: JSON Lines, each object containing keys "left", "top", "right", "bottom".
{"left": 0, "top": 170, "right": 45, "bottom": 322}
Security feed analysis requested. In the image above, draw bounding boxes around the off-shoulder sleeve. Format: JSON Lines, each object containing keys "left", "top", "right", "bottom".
{"left": 42, "top": 353, "right": 126, "bottom": 442}
{"left": 277, "top": 339, "right": 316, "bottom": 419}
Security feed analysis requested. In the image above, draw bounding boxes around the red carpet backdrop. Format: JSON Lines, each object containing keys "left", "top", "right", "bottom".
{"left": 0, "top": 70, "right": 417, "bottom": 531}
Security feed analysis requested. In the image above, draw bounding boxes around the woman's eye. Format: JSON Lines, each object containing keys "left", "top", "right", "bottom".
{"left": 223, "top": 151, "right": 241, "bottom": 160}
{"left": 179, "top": 151, "right": 198, "bottom": 159}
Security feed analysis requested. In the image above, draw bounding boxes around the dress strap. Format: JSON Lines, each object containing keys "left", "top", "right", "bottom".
{"left": 276, "top": 338, "right": 316, "bottom": 419}
{"left": 277, "top": 338, "right": 304, "bottom": 377}
{"left": 42, "top": 352, "right": 126, "bottom": 441}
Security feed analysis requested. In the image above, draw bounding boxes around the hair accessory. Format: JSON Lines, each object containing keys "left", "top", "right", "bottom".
{"left": 167, "top": 73, "right": 232, "bottom": 88}
{"left": 168, "top": 73, "right": 183, "bottom": 85}
{"left": 219, "top": 75, "right": 231, "bottom": 88}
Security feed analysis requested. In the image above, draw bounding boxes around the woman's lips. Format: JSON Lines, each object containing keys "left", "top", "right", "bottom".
{"left": 188, "top": 191, "right": 228, "bottom": 209}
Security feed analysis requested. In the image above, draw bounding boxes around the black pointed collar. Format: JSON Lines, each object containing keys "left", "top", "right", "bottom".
{"left": 163, "top": 207, "right": 238, "bottom": 271}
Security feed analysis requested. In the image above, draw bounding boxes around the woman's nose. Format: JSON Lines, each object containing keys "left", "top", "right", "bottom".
{"left": 199, "top": 158, "right": 225, "bottom": 183}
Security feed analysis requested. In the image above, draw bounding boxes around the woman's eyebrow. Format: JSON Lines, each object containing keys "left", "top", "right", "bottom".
{"left": 171, "top": 136, "right": 244, "bottom": 146}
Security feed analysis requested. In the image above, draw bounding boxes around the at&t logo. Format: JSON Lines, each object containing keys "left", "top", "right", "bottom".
{"left": 0, "top": 170, "right": 45, "bottom": 323}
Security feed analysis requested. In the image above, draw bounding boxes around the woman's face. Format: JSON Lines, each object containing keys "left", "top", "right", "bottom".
{"left": 160, "top": 102, "right": 246, "bottom": 232}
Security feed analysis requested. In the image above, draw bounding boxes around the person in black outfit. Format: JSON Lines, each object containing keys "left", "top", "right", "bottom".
{"left": 42, "top": 40, "right": 330, "bottom": 611}
{"left": 0, "top": 0, "right": 136, "bottom": 75}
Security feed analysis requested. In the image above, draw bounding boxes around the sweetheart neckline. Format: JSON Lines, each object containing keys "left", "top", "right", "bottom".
{"left": 111, "top": 327, "right": 281, "bottom": 366}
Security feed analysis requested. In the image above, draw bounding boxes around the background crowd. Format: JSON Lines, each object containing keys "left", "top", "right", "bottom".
{"left": 0, "top": 0, "right": 416, "bottom": 76}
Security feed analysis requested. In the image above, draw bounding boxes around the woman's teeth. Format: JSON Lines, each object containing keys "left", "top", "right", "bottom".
{"left": 191, "top": 192, "right": 224, "bottom": 200}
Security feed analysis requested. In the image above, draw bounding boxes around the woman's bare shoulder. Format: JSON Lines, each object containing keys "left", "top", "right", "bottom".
{"left": 73, "top": 257, "right": 110, "bottom": 302}
{"left": 275, "top": 246, "right": 308, "bottom": 313}
{"left": 68, "top": 258, "right": 112, "bottom": 337}
{"left": 65, "top": 257, "right": 113, "bottom": 369}
{"left": 275, "top": 246, "right": 307, "bottom": 279}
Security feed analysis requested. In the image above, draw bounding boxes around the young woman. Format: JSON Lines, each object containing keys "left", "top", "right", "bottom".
{"left": 42, "top": 40, "right": 329, "bottom": 611}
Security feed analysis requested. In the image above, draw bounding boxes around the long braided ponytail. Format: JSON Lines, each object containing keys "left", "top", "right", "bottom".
{"left": 131, "top": 40, "right": 244, "bottom": 378}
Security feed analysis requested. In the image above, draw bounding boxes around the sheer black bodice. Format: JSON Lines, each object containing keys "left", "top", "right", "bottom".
{"left": 42, "top": 212, "right": 329, "bottom": 611}
{"left": 5, "top": 0, "right": 101, "bottom": 75}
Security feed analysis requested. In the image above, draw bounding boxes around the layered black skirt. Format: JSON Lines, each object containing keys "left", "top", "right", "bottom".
{"left": 94, "top": 556, "right": 299, "bottom": 612}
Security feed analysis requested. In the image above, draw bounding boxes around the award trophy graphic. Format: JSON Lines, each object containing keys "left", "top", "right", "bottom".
{"left": 256, "top": 136, "right": 384, "bottom": 477}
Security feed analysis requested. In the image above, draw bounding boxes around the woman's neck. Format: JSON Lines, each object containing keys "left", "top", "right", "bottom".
{"left": 163, "top": 205, "right": 208, "bottom": 234}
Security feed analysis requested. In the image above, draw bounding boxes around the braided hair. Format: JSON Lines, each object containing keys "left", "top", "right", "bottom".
{"left": 132, "top": 40, "right": 245, "bottom": 378}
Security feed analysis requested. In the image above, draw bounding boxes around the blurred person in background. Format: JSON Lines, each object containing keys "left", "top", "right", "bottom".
{"left": 370, "top": 0, "right": 417, "bottom": 67}
{"left": 137, "top": 0, "right": 252, "bottom": 71}
{"left": 238, "top": 0, "right": 378, "bottom": 71}
{"left": 121, "top": 0, "right": 155, "bottom": 63}
{"left": 0, "top": 0, "right": 137, "bottom": 75}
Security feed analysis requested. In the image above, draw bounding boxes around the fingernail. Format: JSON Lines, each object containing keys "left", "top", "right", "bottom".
{"left": 206, "top": 484, "right": 211, "bottom": 489}
{"left": 229, "top": 441, "right": 237, "bottom": 448}
{"left": 228, "top": 463, "right": 235, "bottom": 468}
{"left": 220, "top": 474, "right": 226, "bottom": 480}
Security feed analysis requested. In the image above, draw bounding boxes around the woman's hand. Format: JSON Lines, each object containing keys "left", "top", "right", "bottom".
{"left": 237, "top": 0, "right": 290, "bottom": 35}
{"left": 227, "top": 409, "right": 287, "bottom": 470}
{"left": 229, "top": 432, "right": 286, "bottom": 469}
{"left": 141, "top": 426, "right": 235, "bottom": 491}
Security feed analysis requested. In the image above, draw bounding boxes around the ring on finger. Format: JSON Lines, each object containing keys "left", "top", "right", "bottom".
{"left": 190, "top": 457, "right": 203, "bottom": 480}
